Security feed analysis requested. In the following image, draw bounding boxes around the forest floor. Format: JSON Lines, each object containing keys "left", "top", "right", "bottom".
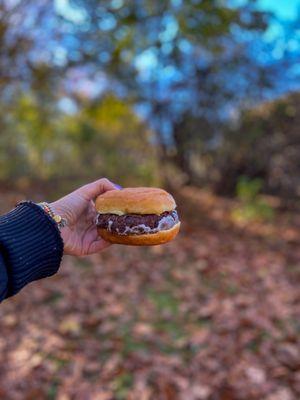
{"left": 0, "top": 187, "right": 299, "bottom": 400}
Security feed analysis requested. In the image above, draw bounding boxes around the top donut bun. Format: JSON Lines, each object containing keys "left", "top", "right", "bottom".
{"left": 95, "top": 187, "right": 177, "bottom": 215}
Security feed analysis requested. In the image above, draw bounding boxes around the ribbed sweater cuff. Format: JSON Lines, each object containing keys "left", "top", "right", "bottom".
{"left": 0, "top": 202, "right": 64, "bottom": 297}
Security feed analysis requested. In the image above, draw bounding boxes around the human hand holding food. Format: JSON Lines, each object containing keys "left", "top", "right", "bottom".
{"left": 0, "top": 181, "right": 180, "bottom": 302}
{"left": 51, "top": 178, "right": 117, "bottom": 256}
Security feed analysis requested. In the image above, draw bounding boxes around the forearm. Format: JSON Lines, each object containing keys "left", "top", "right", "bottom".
{"left": 0, "top": 202, "right": 64, "bottom": 301}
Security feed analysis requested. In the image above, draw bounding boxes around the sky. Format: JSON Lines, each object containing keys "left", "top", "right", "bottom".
{"left": 258, "top": 0, "right": 300, "bottom": 19}
{"left": 54, "top": 0, "right": 300, "bottom": 107}
{"left": 55, "top": 0, "right": 300, "bottom": 30}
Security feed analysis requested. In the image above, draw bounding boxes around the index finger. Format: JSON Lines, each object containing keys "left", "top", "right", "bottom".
{"left": 77, "top": 178, "right": 116, "bottom": 201}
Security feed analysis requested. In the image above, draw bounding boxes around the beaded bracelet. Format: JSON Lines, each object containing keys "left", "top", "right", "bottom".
{"left": 37, "top": 202, "right": 68, "bottom": 230}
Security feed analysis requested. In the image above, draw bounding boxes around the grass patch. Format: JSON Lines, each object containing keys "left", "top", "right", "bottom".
{"left": 74, "top": 258, "right": 93, "bottom": 268}
{"left": 225, "top": 283, "right": 239, "bottom": 295}
{"left": 147, "top": 289, "right": 180, "bottom": 314}
{"left": 122, "top": 336, "right": 150, "bottom": 356}
{"left": 47, "top": 354, "right": 70, "bottom": 369}
{"left": 112, "top": 372, "right": 134, "bottom": 400}
{"left": 157, "top": 342, "right": 180, "bottom": 354}
{"left": 47, "top": 379, "right": 60, "bottom": 400}
{"left": 232, "top": 177, "right": 275, "bottom": 223}
{"left": 44, "top": 290, "right": 64, "bottom": 304}
{"left": 116, "top": 322, "right": 150, "bottom": 356}
{"left": 246, "top": 330, "right": 271, "bottom": 353}
{"left": 153, "top": 319, "right": 185, "bottom": 340}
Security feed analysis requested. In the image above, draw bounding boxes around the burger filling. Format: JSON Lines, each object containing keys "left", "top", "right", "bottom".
{"left": 97, "top": 210, "right": 179, "bottom": 235}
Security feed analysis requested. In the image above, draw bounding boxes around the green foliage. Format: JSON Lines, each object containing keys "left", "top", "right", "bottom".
{"left": 147, "top": 289, "right": 179, "bottom": 315}
{"left": 0, "top": 92, "right": 160, "bottom": 194}
{"left": 112, "top": 372, "right": 134, "bottom": 400}
{"left": 0, "top": 0, "right": 297, "bottom": 198}
{"left": 236, "top": 176, "right": 263, "bottom": 202}
{"left": 147, "top": 289, "right": 185, "bottom": 341}
{"left": 217, "top": 92, "right": 300, "bottom": 198}
{"left": 47, "top": 379, "right": 60, "bottom": 400}
{"left": 64, "top": 94, "right": 159, "bottom": 188}
{"left": 0, "top": 0, "right": 277, "bottom": 194}
{"left": 232, "top": 176, "right": 275, "bottom": 223}
{"left": 232, "top": 202, "right": 274, "bottom": 223}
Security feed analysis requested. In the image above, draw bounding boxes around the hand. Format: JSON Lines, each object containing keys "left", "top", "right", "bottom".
{"left": 50, "top": 178, "right": 118, "bottom": 256}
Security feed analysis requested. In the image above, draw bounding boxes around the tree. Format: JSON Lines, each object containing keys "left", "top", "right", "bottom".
{"left": 0, "top": 90, "right": 159, "bottom": 192}
{"left": 215, "top": 92, "right": 300, "bottom": 199}
{"left": 1, "top": 0, "right": 299, "bottom": 191}
{"left": 57, "top": 0, "right": 273, "bottom": 182}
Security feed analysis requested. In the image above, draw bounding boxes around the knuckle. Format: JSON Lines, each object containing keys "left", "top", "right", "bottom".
{"left": 101, "top": 178, "right": 111, "bottom": 185}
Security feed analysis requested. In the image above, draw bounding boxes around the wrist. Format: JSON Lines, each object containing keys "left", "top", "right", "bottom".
{"left": 49, "top": 202, "right": 71, "bottom": 254}
{"left": 38, "top": 202, "right": 68, "bottom": 230}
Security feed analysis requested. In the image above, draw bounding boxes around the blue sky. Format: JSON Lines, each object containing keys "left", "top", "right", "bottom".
{"left": 55, "top": 0, "right": 300, "bottom": 28}
{"left": 55, "top": 0, "right": 300, "bottom": 23}
{"left": 258, "top": 0, "right": 299, "bottom": 19}
{"left": 54, "top": 0, "right": 299, "bottom": 111}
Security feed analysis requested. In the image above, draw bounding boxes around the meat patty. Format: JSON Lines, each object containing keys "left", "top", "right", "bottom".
{"left": 97, "top": 210, "right": 179, "bottom": 235}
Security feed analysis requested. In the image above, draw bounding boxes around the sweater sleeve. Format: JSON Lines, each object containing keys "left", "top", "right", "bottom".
{"left": 0, "top": 202, "right": 64, "bottom": 301}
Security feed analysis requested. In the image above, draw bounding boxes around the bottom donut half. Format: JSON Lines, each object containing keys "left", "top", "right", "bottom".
{"left": 98, "top": 222, "right": 180, "bottom": 246}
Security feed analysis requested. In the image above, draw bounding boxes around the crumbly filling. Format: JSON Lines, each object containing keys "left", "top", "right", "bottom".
{"left": 97, "top": 210, "right": 179, "bottom": 235}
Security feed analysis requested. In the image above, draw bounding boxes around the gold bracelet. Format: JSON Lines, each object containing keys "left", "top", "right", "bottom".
{"left": 38, "top": 202, "right": 67, "bottom": 230}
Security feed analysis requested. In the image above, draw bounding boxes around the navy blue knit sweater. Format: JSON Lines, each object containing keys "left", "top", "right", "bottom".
{"left": 0, "top": 202, "right": 64, "bottom": 301}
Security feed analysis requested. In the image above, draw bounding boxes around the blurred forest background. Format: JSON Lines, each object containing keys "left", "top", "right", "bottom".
{"left": 1, "top": 0, "right": 300, "bottom": 199}
{"left": 0, "top": 0, "right": 300, "bottom": 399}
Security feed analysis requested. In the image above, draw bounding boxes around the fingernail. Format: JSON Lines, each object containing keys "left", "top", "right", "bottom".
{"left": 114, "top": 183, "right": 122, "bottom": 189}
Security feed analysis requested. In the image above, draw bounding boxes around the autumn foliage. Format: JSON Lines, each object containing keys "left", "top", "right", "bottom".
{"left": 0, "top": 1, "right": 299, "bottom": 398}
{"left": 0, "top": 187, "right": 299, "bottom": 400}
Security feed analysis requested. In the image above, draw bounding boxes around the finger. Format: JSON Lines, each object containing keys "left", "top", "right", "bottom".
{"left": 77, "top": 178, "right": 117, "bottom": 201}
{"left": 88, "top": 239, "right": 111, "bottom": 255}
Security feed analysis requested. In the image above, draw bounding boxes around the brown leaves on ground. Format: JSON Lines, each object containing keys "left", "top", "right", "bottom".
{"left": 0, "top": 187, "right": 299, "bottom": 400}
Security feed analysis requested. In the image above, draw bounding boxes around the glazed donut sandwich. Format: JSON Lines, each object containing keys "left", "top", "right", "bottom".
{"left": 96, "top": 187, "right": 180, "bottom": 246}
